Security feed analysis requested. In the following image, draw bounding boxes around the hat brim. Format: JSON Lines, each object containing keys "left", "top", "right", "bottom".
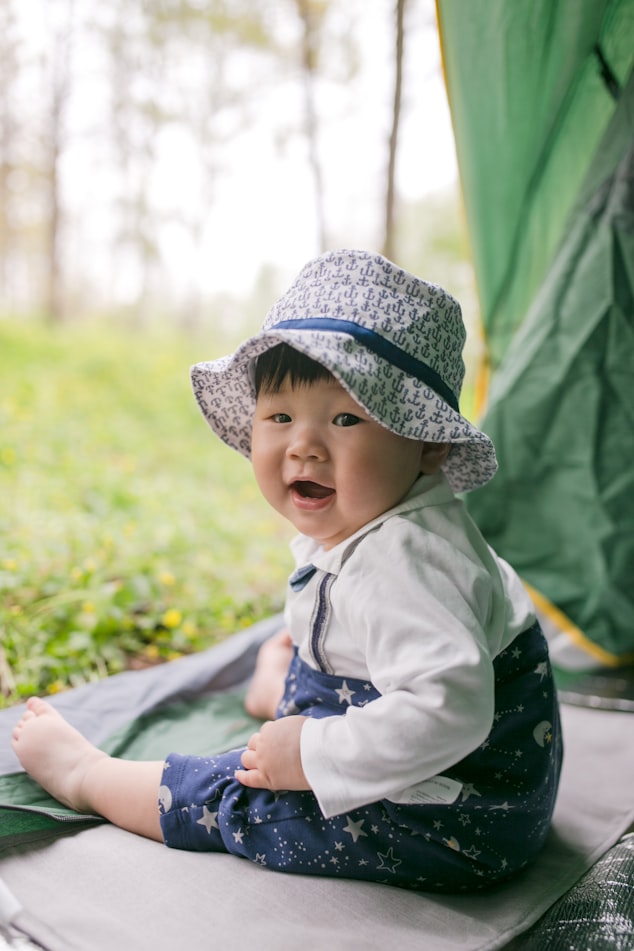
{"left": 191, "top": 328, "right": 497, "bottom": 494}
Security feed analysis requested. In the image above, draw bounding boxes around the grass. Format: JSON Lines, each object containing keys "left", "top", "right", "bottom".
{"left": 0, "top": 319, "right": 293, "bottom": 707}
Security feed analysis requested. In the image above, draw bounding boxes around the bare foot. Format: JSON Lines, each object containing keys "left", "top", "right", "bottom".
{"left": 11, "top": 698, "right": 108, "bottom": 814}
{"left": 244, "top": 629, "right": 294, "bottom": 720}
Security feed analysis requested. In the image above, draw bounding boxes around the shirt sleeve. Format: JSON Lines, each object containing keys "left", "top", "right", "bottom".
{"left": 299, "top": 518, "right": 498, "bottom": 818}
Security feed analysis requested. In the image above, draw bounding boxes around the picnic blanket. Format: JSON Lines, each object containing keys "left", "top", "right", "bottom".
{"left": 0, "top": 617, "right": 633, "bottom": 951}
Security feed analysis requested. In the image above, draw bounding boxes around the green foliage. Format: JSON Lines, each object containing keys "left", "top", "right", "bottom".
{"left": 0, "top": 321, "right": 292, "bottom": 707}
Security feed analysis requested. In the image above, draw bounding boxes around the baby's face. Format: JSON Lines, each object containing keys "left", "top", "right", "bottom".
{"left": 251, "top": 377, "right": 425, "bottom": 549}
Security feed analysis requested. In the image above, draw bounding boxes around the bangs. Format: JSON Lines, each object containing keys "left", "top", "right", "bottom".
{"left": 254, "top": 344, "right": 333, "bottom": 395}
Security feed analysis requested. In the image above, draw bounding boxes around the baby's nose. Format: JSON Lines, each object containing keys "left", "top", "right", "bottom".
{"left": 286, "top": 426, "right": 327, "bottom": 460}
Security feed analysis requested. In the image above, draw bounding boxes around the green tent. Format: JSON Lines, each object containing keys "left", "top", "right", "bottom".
{"left": 437, "top": 0, "right": 634, "bottom": 669}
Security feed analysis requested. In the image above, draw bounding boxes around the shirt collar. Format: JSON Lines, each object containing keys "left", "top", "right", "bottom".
{"left": 290, "top": 472, "right": 454, "bottom": 575}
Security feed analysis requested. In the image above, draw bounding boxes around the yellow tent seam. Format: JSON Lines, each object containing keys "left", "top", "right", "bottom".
{"left": 435, "top": 0, "right": 490, "bottom": 423}
{"left": 523, "top": 581, "right": 634, "bottom": 668}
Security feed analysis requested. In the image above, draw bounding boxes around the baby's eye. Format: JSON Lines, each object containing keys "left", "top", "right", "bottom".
{"left": 271, "top": 413, "right": 292, "bottom": 423}
{"left": 333, "top": 413, "right": 361, "bottom": 427}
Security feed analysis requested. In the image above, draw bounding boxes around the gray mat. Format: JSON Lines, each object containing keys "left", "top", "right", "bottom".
{"left": 0, "top": 622, "right": 633, "bottom": 950}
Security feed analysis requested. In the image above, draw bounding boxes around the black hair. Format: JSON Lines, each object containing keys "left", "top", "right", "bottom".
{"left": 254, "top": 343, "right": 334, "bottom": 396}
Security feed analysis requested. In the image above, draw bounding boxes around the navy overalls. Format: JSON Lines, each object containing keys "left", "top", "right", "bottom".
{"left": 158, "top": 619, "right": 562, "bottom": 892}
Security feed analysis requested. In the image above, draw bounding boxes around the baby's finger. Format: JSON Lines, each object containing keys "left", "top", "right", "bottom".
{"left": 234, "top": 768, "right": 270, "bottom": 790}
{"left": 240, "top": 748, "right": 257, "bottom": 770}
{"left": 246, "top": 731, "right": 261, "bottom": 751}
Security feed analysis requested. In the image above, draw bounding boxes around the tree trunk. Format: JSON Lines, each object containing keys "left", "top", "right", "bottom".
{"left": 43, "top": 0, "right": 75, "bottom": 323}
{"left": 383, "top": 0, "right": 407, "bottom": 261}
{"left": 296, "top": 0, "right": 328, "bottom": 252}
{"left": 0, "top": 0, "right": 18, "bottom": 312}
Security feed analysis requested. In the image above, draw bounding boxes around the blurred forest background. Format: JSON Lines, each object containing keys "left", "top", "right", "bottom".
{"left": 1, "top": 0, "right": 480, "bottom": 706}
{"left": 0, "top": 0, "right": 476, "bottom": 328}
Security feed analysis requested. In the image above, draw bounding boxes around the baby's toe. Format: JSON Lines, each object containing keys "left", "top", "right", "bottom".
{"left": 26, "top": 697, "right": 54, "bottom": 716}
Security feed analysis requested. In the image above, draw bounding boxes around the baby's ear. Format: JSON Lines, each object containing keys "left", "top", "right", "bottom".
{"left": 420, "top": 442, "right": 451, "bottom": 474}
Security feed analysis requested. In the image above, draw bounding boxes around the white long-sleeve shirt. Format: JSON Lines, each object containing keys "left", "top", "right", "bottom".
{"left": 287, "top": 473, "right": 536, "bottom": 819}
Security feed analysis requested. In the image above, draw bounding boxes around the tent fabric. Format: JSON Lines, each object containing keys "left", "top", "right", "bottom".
{"left": 0, "top": 620, "right": 633, "bottom": 951}
{"left": 467, "top": 91, "right": 634, "bottom": 666}
{"left": 437, "top": 0, "right": 634, "bottom": 369}
{"left": 437, "top": 0, "right": 634, "bottom": 666}
{"left": 508, "top": 833, "right": 634, "bottom": 950}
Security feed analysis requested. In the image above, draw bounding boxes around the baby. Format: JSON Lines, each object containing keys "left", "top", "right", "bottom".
{"left": 12, "top": 250, "right": 562, "bottom": 892}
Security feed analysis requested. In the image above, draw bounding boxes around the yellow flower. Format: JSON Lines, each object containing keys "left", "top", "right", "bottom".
{"left": 161, "top": 608, "right": 182, "bottom": 629}
{"left": 47, "top": 680, "right": 67, "bottom": 695}
{"left": 159, "top": 571, "right": 175, "bottom": 587}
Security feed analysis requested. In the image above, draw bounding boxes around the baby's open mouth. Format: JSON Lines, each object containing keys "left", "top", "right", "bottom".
{"left": 292, "top": 480, "right": 335, "bottom": 500}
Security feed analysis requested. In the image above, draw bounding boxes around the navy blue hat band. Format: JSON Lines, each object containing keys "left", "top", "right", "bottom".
{"left": 270, "top": 317, "right": 460, "bottom": 413}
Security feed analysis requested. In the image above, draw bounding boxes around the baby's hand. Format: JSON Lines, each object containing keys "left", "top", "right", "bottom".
{"left": 235, "top": 716, "right": 310, "bottom": 792}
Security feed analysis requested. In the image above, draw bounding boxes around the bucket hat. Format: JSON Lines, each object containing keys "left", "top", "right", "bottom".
{"left": 191, "top": 250, "right": 497, "bottom": 493}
